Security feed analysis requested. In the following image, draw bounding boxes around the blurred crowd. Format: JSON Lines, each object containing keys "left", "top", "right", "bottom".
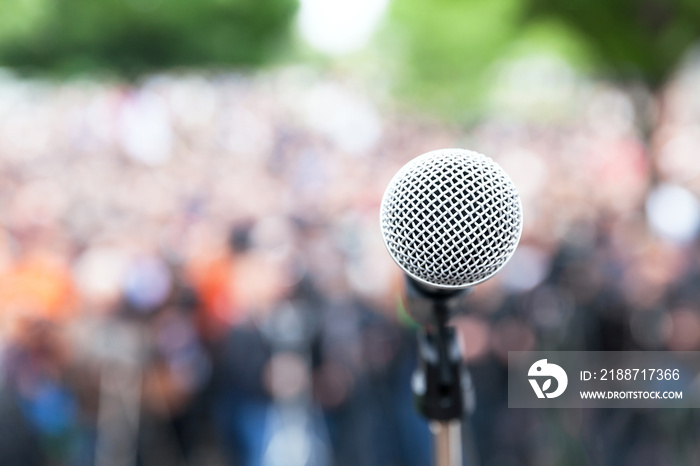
{"left": 1, "top": 55, "right": 700, "bottom": 465}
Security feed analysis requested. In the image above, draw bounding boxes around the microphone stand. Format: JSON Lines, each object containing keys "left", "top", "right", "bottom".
{"left": 407, "top": 279, "right": 472, "bottom": 466}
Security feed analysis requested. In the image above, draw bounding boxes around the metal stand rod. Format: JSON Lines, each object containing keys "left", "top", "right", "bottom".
{"left": 412, "top": 304, "right": 465, "bottom": 465}
{"left": 406, "top": 278, "right": 473, "bottom": 466}
{"left": 431, "top": 421, "right": 462, "bottom": 466}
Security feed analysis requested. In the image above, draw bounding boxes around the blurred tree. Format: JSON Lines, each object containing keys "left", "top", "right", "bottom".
{"left": 0, "top": 0, "right": 50, "bottom": 46}
{"left": 525, "top": 0, "right": 700, "bottom": 178}
{"left": 526, "top": 0, "right": 700, "bottom": 89}
{"left": 0, "top": 0, "right": 297, "bottom": 76}
{"left": 386, "top": 0, "right": 524, "bottom": 119}
{"left": 385, "top": 0, "right": 596, "bottom": 119}
{"left": 526, "top": 0, "right": 700, "bottom": 148}
{"left": 386, "top": 0, "right": 700, "bottom": 120}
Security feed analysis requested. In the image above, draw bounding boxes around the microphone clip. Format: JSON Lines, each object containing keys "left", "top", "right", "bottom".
{"left": 406, "top": 277, "right": 470, "bottom": 421}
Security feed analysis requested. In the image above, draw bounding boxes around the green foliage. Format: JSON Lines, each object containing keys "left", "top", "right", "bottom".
{"left": 525, "top": 0, "right": 700, "bottom": 88}
{"left": 384, "top": 0, "right": 596, "bottom": 120}
{"left": 506, "top": 19, "right": 594, "bottom": 71}
{"left": 0, "top": 0, "right": 50, "bottom": 44}
{"left": 386, "top": 0, "right": 700, "bottom": 119}
{"left": 0, "top": 0, "right": 298, "bottom": 76}
{"left": 387, "top": 0, "right": 524, "bottom": 119}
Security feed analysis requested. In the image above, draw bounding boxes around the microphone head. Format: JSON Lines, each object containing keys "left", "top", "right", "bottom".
{"left": 380, "top": 148, "right": 523, "bottom": 290}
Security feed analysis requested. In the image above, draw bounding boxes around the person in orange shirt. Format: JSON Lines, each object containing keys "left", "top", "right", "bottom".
{"left": 0, "top": 246, "right": 77, "bottom": 340}
{"left": 185, "top": 222, "right": 254, "bottom": 341}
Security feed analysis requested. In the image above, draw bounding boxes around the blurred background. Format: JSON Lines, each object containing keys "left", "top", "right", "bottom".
{"left": 1, "top": 0, "right": 700, "bottom": 465}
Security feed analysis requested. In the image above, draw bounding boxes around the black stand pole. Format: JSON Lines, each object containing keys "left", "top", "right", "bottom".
{"left": 407, "top": 279, "right": 472, "bottom": 466}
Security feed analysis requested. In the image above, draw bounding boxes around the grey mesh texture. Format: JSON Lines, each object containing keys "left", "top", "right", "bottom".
{"left": 380, "top": 149, "right": 523, "bottom": 289}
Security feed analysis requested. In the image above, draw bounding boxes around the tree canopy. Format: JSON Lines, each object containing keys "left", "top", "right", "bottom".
{"left": 526, "top": 0, "right": 700, "bottom": 88}
{"left": 385, "top": 0, "right": 700, "bottom": 118}
{"left": 0, "top": 0, "right": 298, "bottom": 76}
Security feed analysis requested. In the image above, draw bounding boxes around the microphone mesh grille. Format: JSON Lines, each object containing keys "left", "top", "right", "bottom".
{"left": 380, "top": 149, "right": 522, "bottom": 289}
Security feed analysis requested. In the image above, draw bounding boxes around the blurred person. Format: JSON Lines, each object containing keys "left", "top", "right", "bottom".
{"left": 293, "top": 219, "right": 432, "bottom": 466}
{"left": 0, "top": 228, "right": 82, "bottom": 465}
{"left": 1, "top": 316, "right": 79, "bottom": 465}
{"left": 139, "top": 299, "right": 217, "bottom": 466}
{"left": 185, "top": 221, "right": 253, "bottom": 342}
{"left": 208, "top": 224, "right": 292, "bottom": 466}
{"left": 0, "top": 234, "right": 77, "bottom": 334}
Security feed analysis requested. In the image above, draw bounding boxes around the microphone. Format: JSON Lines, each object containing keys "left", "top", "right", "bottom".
{"left": 380, "top": 148, "right": 523, "bottom": 321}
{"left": 379, "top": 148, "right": 523, "bottom": 449}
